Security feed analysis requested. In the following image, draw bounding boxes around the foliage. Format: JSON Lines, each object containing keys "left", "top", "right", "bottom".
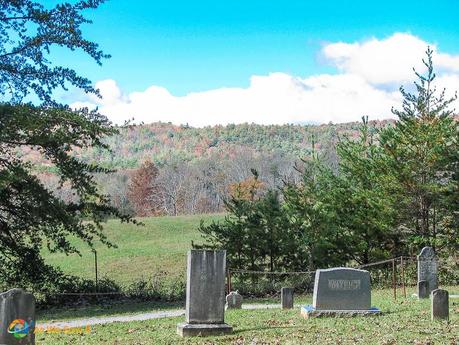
{"left": 197, "top": 49, "right": 459, "bottom": 272}
{"left": 376, "top": 48, "right": 459, "bottom": 254}
{"left": 228, "top": 169, "right": 265, "bottom": 201}
{"left": 0, "top": 0, "right": 135, "bottom": 289}
{"left": 196, "top": 180, "right": 307, "bottom": 272}
{"left": 0, "top": 0, "right": 109, "bottom": 104}
{"left": 127, "top": 160, "right": 160, "bottom": 216}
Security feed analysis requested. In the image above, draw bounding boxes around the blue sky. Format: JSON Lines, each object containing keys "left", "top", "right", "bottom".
{"left": 50, "top": 0, "right": 459, "bottom": 126}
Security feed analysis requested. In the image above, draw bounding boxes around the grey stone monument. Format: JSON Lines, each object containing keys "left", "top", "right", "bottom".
{"left": 177, "top": 250, "right": 233, "bottom": 337}
{"left": 417, "top": 280, "right": 429, "bottom": 299}
{"left": 225, "top": 291, "right": 242, "bottom": 310}
{"left": 0, "top": 289, "right": 35, "bottom": 345}
{"left": 301, "top": 267, "right": 381, "bottom": 318}
{"left": 281, "top": 287, "right": 294, "bottom": 309}
{"left": 431, "top": 289, "right": 449, "bottom": 321}
{"left": 417, "top": 246, "right": 438, "bottom": 295}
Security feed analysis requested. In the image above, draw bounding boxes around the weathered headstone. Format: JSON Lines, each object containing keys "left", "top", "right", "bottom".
{"left": 431, "top": 289, "right": 449, "bottom": 321}
{"left": 417, "top": 280, "right": 429, "bottom": 299}
{"left": 281, "top": 287, "right": 294, "bottom": 309}
{"left": 225, "top": 291, "right": 242, "bottom": 309}
{"left": 177, "top": 250, "right": 233, "bottom": 337}
{"left": 417, "top": 247, "right": 438, "bottom": 295}
{"left": 0, "top": 289, "right": 35, "bottom": 345}
{"left": 301, "top": 267, "right": 381, "bottom": 318}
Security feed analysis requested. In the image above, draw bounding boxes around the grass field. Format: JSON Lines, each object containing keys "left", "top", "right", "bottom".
{"left": 43, "top": 214, "right": 224, "bottom": 285}
{"left": 38, "top": 288, "right": 459, "bottom": 345}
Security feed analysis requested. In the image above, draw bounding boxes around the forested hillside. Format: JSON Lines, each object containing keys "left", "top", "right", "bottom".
{"left": 29, "top": 119, "right": 394, "bottom": 217}
{"left": 79, "top": 120, "right": 393, "bottom": 168}
{"left": 20, "top": 120, "right": 390, "bottom": 169}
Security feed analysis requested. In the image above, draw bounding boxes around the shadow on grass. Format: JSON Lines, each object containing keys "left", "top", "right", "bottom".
{"left": 37, "top": 299, "right": 185, "bottom": 322}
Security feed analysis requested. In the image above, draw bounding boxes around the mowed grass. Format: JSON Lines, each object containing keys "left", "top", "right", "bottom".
{"left": 38, "top": 288, "right": 459, "bottom": 345}
{"left": 43, "top": 214, "right": 224, "bottom": 285}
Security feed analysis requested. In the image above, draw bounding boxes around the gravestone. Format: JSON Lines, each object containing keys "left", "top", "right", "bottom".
{"left": 417, "top": 280, "right": 429, "bottom": 299}
{"left": 225, "top": 291, "right": 242, "bottom": 309}
{"left": 301, "top": 267, "right": 381, "bottom": 318}
{"left": 431, "top": 289, "right": 449, "bottom": 321}
{"left": 281, "top": 287, "right": 294, "bottom": 309}
{"left": 177, "top": 250, "right": 233, "bottom": 337}
{"left": 0, "top": 288, "right": 35, "bottom": 345}
{"left": 417, "top": 247, "right": 438, "bottom": 295}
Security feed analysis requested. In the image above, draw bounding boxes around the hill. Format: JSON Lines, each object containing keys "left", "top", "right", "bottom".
{"left": 23, "top": 119, "right": 393, "bottom": 170}
{"left": 43, "top": 214, "right": 224, "bottom": 285}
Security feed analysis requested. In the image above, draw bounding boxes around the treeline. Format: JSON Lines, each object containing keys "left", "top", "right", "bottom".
{"left": 23, "top": 117, "right": 394, "bottom": 170}
{"left": 196, "top": 51, "right": 459, "bottom": 274}
{"left": 41, "top": 148, "right": 301, "bottom": 217}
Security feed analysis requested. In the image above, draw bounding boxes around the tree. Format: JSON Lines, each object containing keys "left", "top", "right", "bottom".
{"left": 377, "top": 48, "right": 459, "bottom": 254}
{"left": 335, "top": 117, "right": 400, "bottom": 263}
{"left": 127, "top": 160, "right": 160, "bottom": 217}
{"left": 0, "top": 0, "right": 109, "bottom": 104}
{"left": 197, "top": 171, "right": 306, "bottom": 273}
{"left": 0, "top": 1, "right": 135, "bottom": 289}
{"left": 283, "top": 156, "right": 349, "bottom": 270}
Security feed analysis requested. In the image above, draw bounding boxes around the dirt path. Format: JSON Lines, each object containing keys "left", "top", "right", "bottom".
{"left": 37, "top": 304, "right": 302, "bottom": 330}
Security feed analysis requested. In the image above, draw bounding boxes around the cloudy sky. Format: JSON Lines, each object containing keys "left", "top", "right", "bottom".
{"left": 59, "top": 0, "right": 459, "bottom": 126}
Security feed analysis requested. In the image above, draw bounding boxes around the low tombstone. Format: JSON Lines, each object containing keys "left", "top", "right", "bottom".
{"left": 225, "top": 291, "right": 242, "bottom": 310}
{"left": 418, "top": 280, "right": 429, "bottom": 299}
{"left": 281, "top": 287, "right": 294, "bottom": 309}
{"left": 177, "top": 250, "right": 233, "bottom": 337}
{"left": 431, "top": 289, "right": 449, "bottom": 321}
{"left": 301, "top": 267, "right": 381, "bottom": 318}
{"left": 417, "top": 247, "right": 438, "bottom": 296}
{"left": 0, "top": 288, "right": 35, "bottom": 345}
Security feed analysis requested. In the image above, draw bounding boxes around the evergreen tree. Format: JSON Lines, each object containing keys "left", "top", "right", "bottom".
{"left": 197, "top": 172, "right": 305, "bottom": 272}
{"left": 336, "top": 117, "right": 400, "bottom": 263}
{"left": 378, "top": 48, "right": 459, "bottom": 253}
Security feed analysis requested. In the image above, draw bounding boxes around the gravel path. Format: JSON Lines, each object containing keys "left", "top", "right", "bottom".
{"left": 37, "top": 304, "right": 302, "bottom": 330}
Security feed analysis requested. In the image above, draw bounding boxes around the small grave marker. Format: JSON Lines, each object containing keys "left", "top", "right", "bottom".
{"left": 225, "top": 291, "right": 242, "bottom": 309}
{"left": 431, "top": 289, "right": 449, "bottom": 321}
{"left": 0, "top": 288, "right": 35, "bottom": 345}
{"left": 417, "top": 280, "right": 429, "bottom": 299}
{"left": 281, "top": 287, "right": 294, "bottom": 309}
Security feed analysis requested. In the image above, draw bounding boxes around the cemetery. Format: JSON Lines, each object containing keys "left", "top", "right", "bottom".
{"left": 0, "top": 247, "right": 457, "bottom": 344}
{"left": 1, "top": 1, "right": 459, "bottom": 344}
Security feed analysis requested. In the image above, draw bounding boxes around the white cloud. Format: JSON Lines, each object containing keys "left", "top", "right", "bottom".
{"left": 71, "top": 33, "right": 459, "bottom": 127}
{"left": 323, "top": 33, "right": 459, "bottom": 85}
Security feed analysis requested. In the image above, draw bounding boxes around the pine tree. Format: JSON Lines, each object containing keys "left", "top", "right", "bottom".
{"left": 378, "top": 47, "right": 459, "bottom": 253}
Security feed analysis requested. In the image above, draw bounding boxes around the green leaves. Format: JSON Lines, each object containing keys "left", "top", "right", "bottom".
{"left": 0, "top": 1, "right": 134, "bottom": 290}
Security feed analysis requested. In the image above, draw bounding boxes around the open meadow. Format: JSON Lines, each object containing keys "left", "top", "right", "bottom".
{"left": 43, "top": 214, "right": 224, "bottom": 285}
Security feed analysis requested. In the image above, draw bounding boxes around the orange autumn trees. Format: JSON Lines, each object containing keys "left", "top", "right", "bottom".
{"left": 127, "top": 160, "right": 161, "bottom": 216}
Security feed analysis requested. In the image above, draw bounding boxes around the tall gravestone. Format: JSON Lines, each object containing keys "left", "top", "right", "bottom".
{"left": 301, "top": 268, "right": 381, "bottom": 318}
{"left": 177, "top": 250, "right": 233, "bottom": 337}
{"left": 0, "top": 289, "right": 35, "bottom": 345}
{"left": 417, "top": 247, "right": 438, "bottom": 296}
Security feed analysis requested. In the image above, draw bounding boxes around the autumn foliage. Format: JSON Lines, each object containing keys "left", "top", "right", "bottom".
{"left": 127, "top": 160, "right": 161, "bottom": 216}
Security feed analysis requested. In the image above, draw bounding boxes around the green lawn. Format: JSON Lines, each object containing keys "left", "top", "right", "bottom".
{"left": 43, "top": 214, "right": 224, "bottom": 286}
{"left": 37, "top": 289, "right": 459, "bottom": 345}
